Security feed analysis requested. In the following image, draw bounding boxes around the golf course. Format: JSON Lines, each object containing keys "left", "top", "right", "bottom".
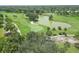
{"left": 0, "top": 6, "right": 79, "bottom": 53}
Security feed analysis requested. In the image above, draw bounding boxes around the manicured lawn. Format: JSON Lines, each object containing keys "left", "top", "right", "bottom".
{"left": 1, "top": 12, "right": 79, "bottom": 35}
{"left": 1, "top": 12, "right": 31, "bottom": 35}
{"left": 30, "top": 23, "right": 45, "bottom": 32}
{"left": 1, "top": 12, "right": 46, "bottom": 35}
{"left": 53, "top": 15, "right": 79, "bottom": 34}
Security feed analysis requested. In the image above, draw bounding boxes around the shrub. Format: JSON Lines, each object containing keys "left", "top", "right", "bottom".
{"left": 18, "top": 31, "right": 59, "bottom": 53}
{"left": 59, "top": 32, "right": 63, "bottom": 35}
{"left": 64, "top": 42, "right": 70, "bottom": 48}
{"left": 62, "top": 32, "right": 67, "bottom": 36}
{"left": 74, "top": 43, "right": 79, "bottom": 49}
{"left": 74, "top": 31, "right": 79, "bottom": 40}
{"left": 49, "top": 15, "right": 53, "bottom": 21}
{"left": 53, "top": 34, "right": 57, "bottom": 36}
{"left": 46, "top": 30, "right": 52, "bottom": 36}
{"left": 52, "top": 28, "right": 56, "bottom": 31}
{"left": 64, "top": 28, "right": 67, "bottom": 31}
{"left": 58, "top": 26, "right": 62, "bottom": 30}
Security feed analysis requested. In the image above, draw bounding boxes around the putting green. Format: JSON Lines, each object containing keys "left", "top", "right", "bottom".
{"left": 30, "top": 23, "right": 45, "bottom": 32}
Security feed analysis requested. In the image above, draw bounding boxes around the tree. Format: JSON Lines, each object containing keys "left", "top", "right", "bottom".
{"left": 74, "top": 43, "right": 79, "bottom": 49}
{"left": 74, "top": 31, "right": 79, "bottom": 40}
{"left": 0, "top": 16, "right": 3, "bottom": 28}
{"left": 64, "top": 42, "right": 70, "bottom": 48}
{"left": 49, "top": 15, "right": 53, "bottom": 21}
{"left": 2, "top": 29, "right": 24, "bottom": 53}
{"left": 58, "top": 26, "right": 62, "bottom": 30}
{"left": 52, "top": 28, "right": 56, "bottom": 31}
{"left": 46, "top": 27, "right": 52, "bottom": 36}
{"left": 18, "top": 31, "right": 59, "bottom": 53}
{"left": 26, "top": 12, "right": 39, "bottom": 22}
{"left": 64, "top": 28, "right": 67, "bottom": 31}
{"left": 62, "top": 32, "right": 67, "bottom": 36}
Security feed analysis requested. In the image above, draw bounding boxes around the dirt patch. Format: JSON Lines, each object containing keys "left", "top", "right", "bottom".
{"left": 49, "top": 35, "right": 79, "bottom": 44}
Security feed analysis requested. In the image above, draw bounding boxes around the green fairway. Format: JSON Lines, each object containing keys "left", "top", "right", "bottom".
{"left": 0, "top": 28, "right": 4, "bottom": 38}
{"left": 1, "top": 12, "right": 31, "bottom": 35}
{"left": 53, "top": 15, "right": 79, "bottom": 34}
{"left": 30, "top": 23, "right": 45, "bottom": 32}
{"left": 1, "top": 12, "right": 79, "bottom": 35}
{"left": 1, "top": 12, "right": 47, "bottom": 35}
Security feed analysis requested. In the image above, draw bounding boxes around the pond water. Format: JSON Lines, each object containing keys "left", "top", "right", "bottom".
{"left": 38, "top": 15, "right": 50, "bottom": 27}
{"left": 51, "top": 21, "right": 71, "bottom": 29}
{"left": 38, "top": 15, "right": 71, "bottom": 29}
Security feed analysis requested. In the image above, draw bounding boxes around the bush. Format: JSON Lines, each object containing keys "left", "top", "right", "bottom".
{"left": 52, "top": 28, "right": 56, "bottom": 31}
{"left": 59, "top": 32, "right": 63, "bottom": 35}
{"left": 18, "top": 31, "right": 59, "bottom": 53}
{"left": 62, "top": 32, "right": 67, "bottom": 36}
{"left": 46, "top": 30, "right": 52, "bottom": 36}
{"left": 58, "top": 26, "right": 62, "bottom": 30}
{"left": 74, "top": 31, "right": 79, "bottom": 40}
{"left": 0, "top": 17, "right": 3, "bottom": 28}
{"left": 74, "top": 43, "right": 79, "bottom": 49}
{"left": 64, "top": 42, "right": 70, "bottom": 48}
{"left": 49, "top": 15, "right": 53, "bottom": 21}
{"left": 26, "top": 12, "right": 38, "bottom": 22}
{"left": 64, "top": 28, "right": 67, "bottom": 31}
{"left": 53, "top": 34, "right": 57, "bottom": 36}
{"left": 47, "top": 27, "right": 50, "bottom": 31}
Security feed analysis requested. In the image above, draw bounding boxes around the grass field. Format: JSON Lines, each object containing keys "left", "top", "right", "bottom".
{"left": 0, "top": 13, "right": 78, "bottom": 36}
{"left": 0, "top": 12, "right": 47, "bottom": 35}
{"left": 0, "top": 28, "right": 4, "bottom": 38}
{"left": 53, "top": 14, "right": 79, "bottom": 34}
{"left": 2, "top": 12, "right": 31, "bottom": 35}
{"left": 0, "top": 12, "right": 79, "bottom": 35}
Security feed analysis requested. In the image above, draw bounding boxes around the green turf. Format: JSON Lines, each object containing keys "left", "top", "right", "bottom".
{"left": 66, "top": 45, "right": 79, "bottom": 53}
{"left": 1, "top": 12, "right": 46, "bottom": 35}
{"left": 1, "top": 12, "right": 31, "bottom": 35}
{"left": 53, "top": 15, "right": 79, "bottom": 34}
{"left": 1, "top": 12, "right": 79, "bottom": 35}
{"left": 0, "top": 28, "right": 4, "bottom": 38}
